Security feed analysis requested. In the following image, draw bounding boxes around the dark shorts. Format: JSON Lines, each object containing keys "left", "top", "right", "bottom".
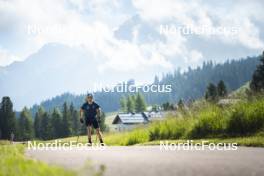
{"left": 85, "top": 118, "right": 99, "bottom": 129}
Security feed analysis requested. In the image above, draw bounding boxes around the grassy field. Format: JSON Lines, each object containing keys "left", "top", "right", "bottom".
{"left": 0, "top": 143, "right": 76, "bottom": 176}
{"left": 26, "top": 96, "right": 264, "bottom": 147}
{"left": 104, "top": 113, "right": 116, "bottom": 132}
{"left": 41, "top": 132, "right": 264, "bottom": 147}
{"left": 140, "top": 136, "right": 264, "bottom": 147}
{"left": 51, "top": 96, "right": 264, "bottom": 147}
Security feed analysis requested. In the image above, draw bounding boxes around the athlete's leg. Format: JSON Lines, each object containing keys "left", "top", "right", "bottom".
{"left": 95, "top": 128, "right": 103, "bottom": 143}
{"left": 87, "top": 125, "right": 92, "bottom": 143}
{"left": 93, "top": 120, "right": 104, "bottom": 143}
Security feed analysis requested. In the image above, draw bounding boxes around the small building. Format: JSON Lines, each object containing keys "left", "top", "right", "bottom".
{"left": 145, "top": 111, "right": 165, "bottom": 121}
{"left": 217, "top": 98, "right": 241, "bottom": 106}
{"left": 112, "top": 113, "right": 148, "bottom": 131}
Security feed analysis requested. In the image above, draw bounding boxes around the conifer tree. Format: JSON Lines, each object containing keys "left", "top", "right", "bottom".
{"left": 120, "top": 96, "right": 127, "bottom": 112}
{"left": 71, "top": 109, "right": 80, "bottom": 136}
{"left": 177, "top": 99, "right": 185, "bottom": 109}
{"left": 62, "top": 102, "right": 71, "bottom": 137}
{"left": 34, "top": 106, "right": 45, "bottom": 139}
{"left": 250, "top": 51, "right": 264, "bottom": 92}
{"left": 50, "top": 108, "right": 63, "bottom": 138}
{"left": 126, "top": 96, "right": 134, "bottom": 113}
{"left": 205, "top": 83, "right": 217, "bottom": 101}
{"left": 135, "top": 93, "right": 147, "bottom": 112}
{"left": 18, "top": 107, "right": 34, "bottom": 140}
{"left": 217, "top": 80, "right": 228, "bottom": 97}
{"left": 0, "top": 97, "right": 16, "bottom": 139}
{"left": 39, "top": 112, "right": 51, "bottom": 140}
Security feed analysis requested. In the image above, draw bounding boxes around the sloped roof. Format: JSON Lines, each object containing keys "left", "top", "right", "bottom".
{"left": 145, "top": 111, "right": 164, "bottom": 119}
{"left": 112, "top": 113, "right": 148, "bottom": 124}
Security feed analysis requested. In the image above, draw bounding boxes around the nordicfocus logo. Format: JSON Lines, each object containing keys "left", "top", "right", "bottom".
{"left": 160, "top": 140, "right": 238, "bottom": 151}
{"left": 159, "top": 24, "right": 239, "bottom": 36}
{"left": 91, "top": 83, "right": 172, "bottom": 93}
{"left": 27, "top": 140, "right": 106, "bottom": 151}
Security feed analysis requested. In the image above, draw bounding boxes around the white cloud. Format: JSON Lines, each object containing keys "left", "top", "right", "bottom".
{"left": 98, "top": 36, "right": 173, "bottom": 72}
{"left": 189, "top": 50, "right": 203, "bottom": 64}
{"left": 0, "top": 0, "right": 263, "bottom": 71}
{"left": 0, "top": 0, "right": 176, "bottom": 73}
{"left": 236, "top": 19, "right": 264, "bottom": 49}
{"left": 132, "top": 0, "right": 264, "bottom": 50}
{"left": 0, "top": 47, "right": 19, "bottom": 66}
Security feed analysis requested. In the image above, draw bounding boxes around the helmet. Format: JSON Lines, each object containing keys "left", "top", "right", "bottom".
{"left": 86, "top": 93, "right": 93, "bottom": 98}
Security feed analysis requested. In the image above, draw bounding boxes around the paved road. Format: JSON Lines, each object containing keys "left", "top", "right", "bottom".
{"left": 26, "top": 146, "right": 264, "bottom": 176}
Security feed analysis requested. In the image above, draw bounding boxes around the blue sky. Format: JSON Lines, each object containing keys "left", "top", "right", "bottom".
{"left": 0, "top": 0, "right": 263, "bottom": 70}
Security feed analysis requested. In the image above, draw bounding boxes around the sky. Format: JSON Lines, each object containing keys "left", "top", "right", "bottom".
{"left": 0, "top": 0, "right": 264, "bottom": 72}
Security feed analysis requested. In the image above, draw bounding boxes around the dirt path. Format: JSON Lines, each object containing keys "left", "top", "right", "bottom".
{"left": 26, "top": 146, "right": 264, "bottom": 176}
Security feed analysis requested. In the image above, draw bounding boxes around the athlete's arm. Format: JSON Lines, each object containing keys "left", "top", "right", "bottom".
{"left": 79, "top": 108, "right": 84, "bottom": 123}
{"left": 80, "top": 108, "right": 84, "bottom": 120}
{"left": 96, "top": 108, "right": 101, "bottom": 121}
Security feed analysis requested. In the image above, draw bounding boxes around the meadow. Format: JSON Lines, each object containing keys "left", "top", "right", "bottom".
{"left": 0, "top": 142, "right": 76, "bottom": 176}
{"left": 53, "top": 96, "right": 264, "bottom": 147}
{"left": 2, "top": 95, "right": 264, "bottom": 176}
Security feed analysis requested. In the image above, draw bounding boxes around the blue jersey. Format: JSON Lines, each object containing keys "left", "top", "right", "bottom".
{"left": 81, "top": 102, "right": 100, "bottom": 120}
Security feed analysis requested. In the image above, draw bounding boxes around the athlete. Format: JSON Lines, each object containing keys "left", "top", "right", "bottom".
{"left": 80, "top": 93, "right": 104, "bottom": 145}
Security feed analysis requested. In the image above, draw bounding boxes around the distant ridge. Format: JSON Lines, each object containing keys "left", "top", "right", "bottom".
{"left": 30, "top": 55, "right": 260, "bottom": 114}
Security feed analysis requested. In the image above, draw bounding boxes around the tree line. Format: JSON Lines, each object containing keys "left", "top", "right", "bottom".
{"left": 0, "top": 99, "right": 106, "bottom": 141}
{"left": 2, "top": 52, "right": 264, "bottom": 140}
{"left": 204, "top": 80, "right": 228, "bottom": 101}
{"left": 250, "top": 51, "right": 264, "bottom": 92}
{"left": 30, "top": 55, "right": 260, "bottom": 113}
{"left": 119, "top": 93, "right": 147, "bottom": 113}
{"left": 154, "top": 51, "right": 264, "bottom": 110}
{"left": 205, "top": 51, "right": 264, "bottom": 100}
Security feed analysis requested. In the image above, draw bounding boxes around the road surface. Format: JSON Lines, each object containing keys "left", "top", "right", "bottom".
{"left": 26, "top": 146, "right": 264, "bottom": 176}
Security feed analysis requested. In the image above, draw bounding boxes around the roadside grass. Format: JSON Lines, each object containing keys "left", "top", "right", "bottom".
{"left": 30, "top": 97, "right": 264, "bottom": 147}
{"left": 0, "top": 143, "right": 76, "bottom": 176}
{"left": 104, "top": 114, "right": 117, "bottom": 132}
{"left": 104, "top": 127, "right": 149, "bottom": 145}
{"left": 36, "top": 127, "right": 149, "bottom": 146}
{"left": 0, "top": 140, "right": 10, "bottom": 145}
{"left": 146, "top": 98, "right": 264, "bottom": 140}
{"left": 46, "top": 132, "right": 264, "bottom": 147}
{"left": 104, "top": 97, "right": 264, "bottom": 146}
{"left": 139, "top": 136, "right": 264, "bottom": 147}
{"left": 226, "top": 98, "right": 264, "bottom": 135}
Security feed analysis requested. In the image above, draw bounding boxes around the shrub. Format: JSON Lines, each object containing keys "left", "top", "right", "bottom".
{"left": 104, "top": 128, "right": 149, "bottom": 146}
{"left": 125, "top": 129, "right": 149, "bottom": 145}
{"left": 0, "top": 145, "right": 75, "bottom": 176}
{"left": 148, "top": 117, "right": 193, "bottom": 140}
{"left": 105, "top": 97, "right": 264, "bottom": 145}
{"left": 149, "top": 122, "right": 161, "bottom": 141}
{"left": 188, "top": 106, "right": 227, "bottom": 138}
{"left": 227, "top": 100, "right": 264, "bottom": 135}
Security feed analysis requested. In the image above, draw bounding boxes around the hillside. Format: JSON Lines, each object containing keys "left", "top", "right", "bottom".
{"left": 0, "top": 44, "right": 100, "bottom": 109}
{"left": 30, "top": 55, "right": 260, "bottom": 113}
{"left": 229, "top": 82, "right": 250, "bottom": 99}
{"left": 0, "top": 43, "right": 154, "bottom": 110}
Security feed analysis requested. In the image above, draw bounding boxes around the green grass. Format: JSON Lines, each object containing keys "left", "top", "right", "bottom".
{"left": 104, "top": 114, "right": 117, "bottom": 132}
{"left": 104, "top": 128, "right": 149, "bottom": 145}
{"left": 42, "top": 127, "right": 149, "bottom": 146}
{"left": 0, "top": 140, "right": 10, "bottom": 145}
{"left": 104, "top": 97, "right": 264, "bottom": 146}
{"left": 140, "top": 136, "right": 264, "bottom": 147}
{"left": 227, "top": 99, "right": 264, "bottom": 135}
{"left": 33, "top": 97, "right": 264, "bottom": 147}
{"left": 53, "top": 131, "right": 264, "bottom": 147}
{"left": 0, "top": 144, "right": 76, "bottom": 176}
{"left": 149, "top": 98, "right": 264, "bottom": 140}
{"left": 229, "top": 82, "right": 250, "bottom": 99}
